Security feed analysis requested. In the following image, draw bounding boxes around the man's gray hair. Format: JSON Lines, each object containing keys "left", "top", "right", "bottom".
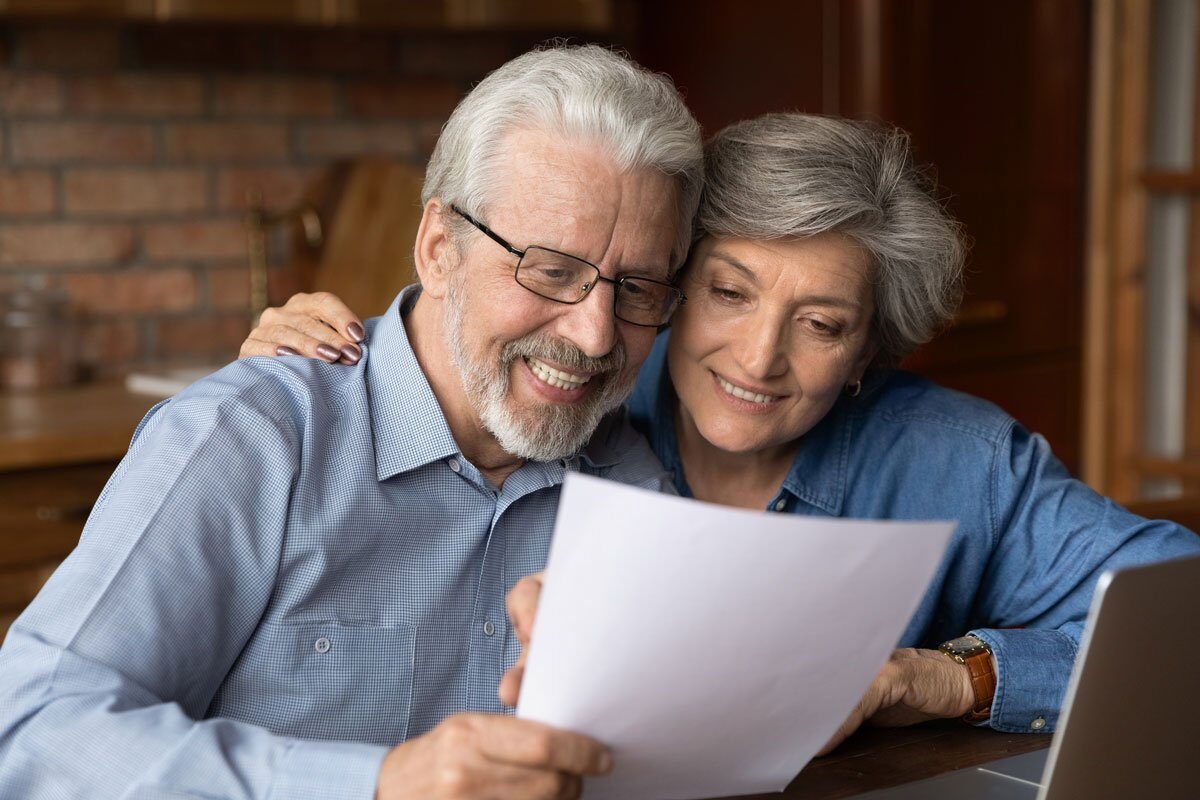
{"left": 699, "top": 113, "right": 966, "bottom": 368}
{"left": 424, "top": 44, "right": 704, "bottom": 270}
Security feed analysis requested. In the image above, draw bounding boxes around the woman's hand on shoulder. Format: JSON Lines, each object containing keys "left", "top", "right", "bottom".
{"left": 239, "top": 291, "right": 365, "bottom": 365}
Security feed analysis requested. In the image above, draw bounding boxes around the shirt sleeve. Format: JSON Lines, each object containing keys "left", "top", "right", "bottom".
{"left": 0, "top": 384, "right": 388, "bottom": 799}
{"left": 967, "top": 422, "right": 1200, "bottom": 733}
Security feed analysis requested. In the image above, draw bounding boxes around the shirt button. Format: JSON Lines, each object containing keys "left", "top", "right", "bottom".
{"left": 483, "top": 619, "right": 495, "bottom": 637}
{"left": 773, "top": 499, "right": 787, "bottom": 511}
{"left": 447, "top": 457, "right": 461, "bottom": 473}
{"left": 314, "top": 637, "right": 331, "bottom": 654}
{"left": 1030, "top": 716, "right": 1046, "bottom": 731}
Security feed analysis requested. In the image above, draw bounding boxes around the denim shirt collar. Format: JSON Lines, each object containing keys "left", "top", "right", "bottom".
{"left": 641, "top": 329, "right": 856, "bottom": 516}
{"left": 365, "top": 284, "right": 624, "bottom": 481}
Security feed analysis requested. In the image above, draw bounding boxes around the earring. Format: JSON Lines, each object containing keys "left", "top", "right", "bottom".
{"left": 846, "top": 380, "right": 862, "bottom": 398}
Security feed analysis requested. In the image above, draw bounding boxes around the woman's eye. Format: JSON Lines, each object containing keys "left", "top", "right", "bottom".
{"left": 711, "top": 286, "right": 744, "bottom": 302}
{"left": 806, "top": 318, "right": 841, "bottom": 336}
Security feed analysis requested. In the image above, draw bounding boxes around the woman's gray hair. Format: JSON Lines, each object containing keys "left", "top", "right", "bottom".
{"left": 699, "top": 113, "right": 966, "bottom": 368}
{"left": 424, "top": 44, "right": 704, "bottom": 270}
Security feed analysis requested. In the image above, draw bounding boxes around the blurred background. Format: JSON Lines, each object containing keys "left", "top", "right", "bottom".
{"left": 0, "top": 0, "right": 1197, "bottom": 634}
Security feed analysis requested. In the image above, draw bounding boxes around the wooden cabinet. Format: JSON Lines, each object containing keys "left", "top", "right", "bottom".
{"left": 636, "top": 0, "right": 1090, "bottom": 474}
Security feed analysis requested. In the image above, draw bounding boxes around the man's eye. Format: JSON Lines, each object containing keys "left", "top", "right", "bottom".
{"left": 532, "top": 267, "right": 576, "bottom": 284}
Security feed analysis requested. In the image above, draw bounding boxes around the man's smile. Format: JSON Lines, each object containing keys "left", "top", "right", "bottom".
{"left": 524, "top": 356, "right": 593, "bottom": 390}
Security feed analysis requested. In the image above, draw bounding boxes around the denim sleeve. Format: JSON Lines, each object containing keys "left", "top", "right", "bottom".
{"left": 0, "top": 392, "right": 388, "bottom": 799}
{"left": 968, "top": 422, "right": 1200, "bottom": 733}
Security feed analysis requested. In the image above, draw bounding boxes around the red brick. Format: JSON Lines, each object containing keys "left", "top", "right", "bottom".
{"left": 68, "top": 74, "right": 206, "bottom": 116}
{"left": 10, "top": 122, "right": 156, "bottom": 164}
{"left": 76, "top": 317, "right": 140, "bottom": 367}
{"left": 0, "top": 71, "right": 64, "bottom": 114}
{"left": 397, "top": 36, "right": 513, "bottom": 79}
{"left": 215, "top": 166, "right": 324, "bottom": 211}
{"left": 276, "top": 30, "right": 394, "bottom": 73}
{"left": 17, "top": 26, "right": 122, "bottom": 70}
{"left": 130, "top": 27, "right": 268, "bottom": 71}
{"left": 154, "top": 313, "right": 251, "bottom": 359}
{"left": 415, "top": 118, "right": 446, "bottom": 158}
{"left": 62, "top": 267, "right": 197, "bottom": 314}
{"left": 344, "top": 80, "right": 461, "bottom": 118}
{"left": 142, "top": 219, "right": 247, "bottom": 261}
{"left": 214, "top": 76, "right": 338, "bottom": 117}
{"left": 0, "top": 170, "right": 56, "bottom": 215}
{"left": 163, "top": 122, "right": 288, "bottom": 162}
{"left": 295, "top": 122, "right": 415, "bottom": 159}
{"left": 207, "top": 264, "right": 251, "bottom": 311}
{"left": 64, "top": 169, "right": 209, "bottom": 216}
{"left": 0, "top": 223, "right": 135, "bottom": 267}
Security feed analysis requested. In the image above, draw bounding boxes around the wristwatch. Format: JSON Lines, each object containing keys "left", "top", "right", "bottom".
{"left": 939, "top": 634, "right": 996, "bottom": 723}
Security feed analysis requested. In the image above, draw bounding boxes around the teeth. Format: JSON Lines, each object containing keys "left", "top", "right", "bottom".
{"left": 526, "top": 357, "right": 591, "bottom": 391}
{"left": 717, "top": 375, "right": 778, "bottom": 405}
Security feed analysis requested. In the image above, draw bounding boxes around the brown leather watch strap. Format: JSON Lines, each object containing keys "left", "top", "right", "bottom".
{"left": 961, "top": 650, "right": 997, "bottom": 723}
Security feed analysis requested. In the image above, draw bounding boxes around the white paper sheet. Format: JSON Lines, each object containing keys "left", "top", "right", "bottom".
{"left": 517, "top": 472, "right": 954, "bottom": 800}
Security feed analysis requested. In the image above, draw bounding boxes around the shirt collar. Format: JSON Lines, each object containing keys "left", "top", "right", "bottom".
{"left": 641, "top": 328, "right": 853, "bottom": 515}
{"left": 365, "top": 285, "right": 461, "bottom": 481}
{"left": 777, "top": 397, "right": 853, "bottom": 516}
{"left": 365, "top": 284, "right": 628, "bottom": 481}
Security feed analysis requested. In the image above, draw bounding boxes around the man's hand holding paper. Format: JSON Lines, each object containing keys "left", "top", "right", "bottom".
{"left": 506, "top": 473, "right": 955, "bottom": 800}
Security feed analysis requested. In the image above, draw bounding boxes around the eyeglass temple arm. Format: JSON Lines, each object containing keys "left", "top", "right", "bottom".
{"left": 450, "top": 205, "right": 523, "bottom": 257}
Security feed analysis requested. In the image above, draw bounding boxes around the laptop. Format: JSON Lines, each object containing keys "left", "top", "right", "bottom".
{"left": 858, "top": 553, "right": 1200, "bottom": 799}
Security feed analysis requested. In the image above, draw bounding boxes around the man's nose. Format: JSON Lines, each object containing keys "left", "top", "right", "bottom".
{"left": 556, "top": 283, "right": 619, "bottom": 359}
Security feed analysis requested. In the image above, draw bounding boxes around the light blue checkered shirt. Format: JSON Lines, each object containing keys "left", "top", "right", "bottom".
{"left": 0, "top": 285, "right": 671, "bottom": 800}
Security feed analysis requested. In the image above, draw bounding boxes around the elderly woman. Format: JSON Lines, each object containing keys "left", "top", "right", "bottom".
{"left": 240, "top": 113, "right": 1200, "bottom": 749}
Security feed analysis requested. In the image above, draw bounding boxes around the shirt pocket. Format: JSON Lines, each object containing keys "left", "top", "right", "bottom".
{"left": 221, "top": 620, "right": 416, "bottom": 746}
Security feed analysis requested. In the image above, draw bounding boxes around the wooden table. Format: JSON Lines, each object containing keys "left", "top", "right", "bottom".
{"left": 0, "top": 380, "right": 157, "bottom": 472}
{"left": 718, "top": 721, "right": 1052, "bottom": 799}
{"left": 0, "top": 381, "right": 157, "bottom": 636}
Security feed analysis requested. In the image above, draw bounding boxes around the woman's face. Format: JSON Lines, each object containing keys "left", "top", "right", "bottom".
{"left": 668, "top": 234, "right": 877, "bottom": 455}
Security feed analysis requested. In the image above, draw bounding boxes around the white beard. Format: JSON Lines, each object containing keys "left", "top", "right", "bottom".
{"left": 443, "top": 279, "right": 635, "bottom": 462}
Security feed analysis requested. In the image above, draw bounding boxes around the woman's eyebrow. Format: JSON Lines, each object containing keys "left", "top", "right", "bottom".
{"left": 708, "top": 250, "right": 864, "bottom": 311}
{"left": 707, "top": 251, "right": 759, "bottom": 283}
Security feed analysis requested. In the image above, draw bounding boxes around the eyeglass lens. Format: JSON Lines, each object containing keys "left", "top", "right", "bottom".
{"left": 515, "top": 246, "right": 676, "bottom": 326}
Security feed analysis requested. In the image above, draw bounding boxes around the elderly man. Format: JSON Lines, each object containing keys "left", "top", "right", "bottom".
{"left": 0, "top": 45, "right": 703, "bottom": 799}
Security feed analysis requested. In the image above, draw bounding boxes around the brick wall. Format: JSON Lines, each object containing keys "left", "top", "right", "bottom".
{"left": 0, "top": 22, "right": 589, "bottom": 376}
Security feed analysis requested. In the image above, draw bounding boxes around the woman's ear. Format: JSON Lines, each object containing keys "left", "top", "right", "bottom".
{"left": 851, "top": 337, "right": 880, "bottom": 385}
{"left": 413, "top": 198, "right": 458, "bottom": 300}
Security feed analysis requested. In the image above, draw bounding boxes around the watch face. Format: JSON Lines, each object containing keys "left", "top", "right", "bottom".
{"left": 944, "top": 636, "right": 986, "bottom": 655}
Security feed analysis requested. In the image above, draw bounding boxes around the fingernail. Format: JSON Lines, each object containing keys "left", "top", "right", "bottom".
{"left": 316, "top": 344, "right": 340, "bottom": 361}
{"left": 599, "top": 752, "right": 613, "bottom": 773}
{"left": 347, "top": 322, "right": 365, "bottom": 343}
{"left": 276, "top": 346, "right": 299, "bottom": 357}
{"left": 340, "top": 344, "right": 361, "bottom": 362}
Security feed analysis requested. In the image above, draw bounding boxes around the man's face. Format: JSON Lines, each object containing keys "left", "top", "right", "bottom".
{"left": 443, "top": 128, "right": 680, "bottom": 462}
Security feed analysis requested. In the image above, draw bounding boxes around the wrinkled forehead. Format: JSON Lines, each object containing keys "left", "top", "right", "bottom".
{"left": 484, "top": 129, "right": 681, "bottom": 275}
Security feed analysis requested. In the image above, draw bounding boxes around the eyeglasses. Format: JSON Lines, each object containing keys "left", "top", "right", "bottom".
{"left": 450, "top": 205, "right": 685, "bottom": 327}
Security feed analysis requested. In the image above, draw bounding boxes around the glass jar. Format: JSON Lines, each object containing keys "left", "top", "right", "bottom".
{"left": 0, "top": 282, "right": 78, "bottom": 391}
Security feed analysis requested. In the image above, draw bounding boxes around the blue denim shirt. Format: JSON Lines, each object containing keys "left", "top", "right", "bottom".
{"left": 629, "top": 331, "right": 1200, "bottom": 734}
{"left": 0, "top": 287, "right": 670, "bottom": 800}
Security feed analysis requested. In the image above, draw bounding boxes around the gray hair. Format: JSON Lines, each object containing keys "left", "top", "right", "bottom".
{"left": 424, "top": 44, "right": 704, "bottom": 270}
{"left": 698, "top": 113, "right": 966, "bottom": 368}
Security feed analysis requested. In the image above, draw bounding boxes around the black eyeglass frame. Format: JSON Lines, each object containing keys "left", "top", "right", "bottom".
{"left": 450, "top": 205, "right": 685, "bottom": 327}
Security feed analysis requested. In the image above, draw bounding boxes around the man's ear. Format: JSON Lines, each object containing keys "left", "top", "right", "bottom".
{"left": 413, "top": 198, "right": 458, "bottom": 300}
